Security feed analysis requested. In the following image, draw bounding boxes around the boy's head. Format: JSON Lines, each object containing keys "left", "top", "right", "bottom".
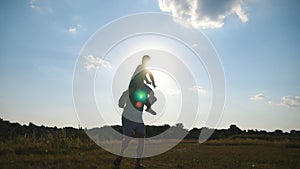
{"left": 142, "top": 55, "right": 150, "bottom": 65}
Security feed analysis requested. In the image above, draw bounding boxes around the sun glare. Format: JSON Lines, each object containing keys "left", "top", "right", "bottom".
{"left": 149, "top": 69, "right": 181, "bottom": 95}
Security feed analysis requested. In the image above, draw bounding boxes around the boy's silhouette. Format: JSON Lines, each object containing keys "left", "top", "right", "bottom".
{"left": 129, "top": 55, "right": 157, "bottom": 115}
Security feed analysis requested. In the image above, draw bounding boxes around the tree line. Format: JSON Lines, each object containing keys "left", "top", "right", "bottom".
{"left": 1, "top": 118, "right": 299, "bottom": 142}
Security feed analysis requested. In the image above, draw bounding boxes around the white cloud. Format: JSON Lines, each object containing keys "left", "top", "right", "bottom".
{"left": 68, "top": 27, "right": 77, "bottom": 33}
{"left": 250, "top": 93, "right": 266, "bottom": 101}
{"left": 68, "top": 24, "right": 82, "bottom": 33}
{"left": 158, "top": 0, "right": 248, "bottom": 29}
{"left": 234, "top": 2, "right": 248, "bottom": 22}
{"left": 29, "top": 0, "right": 53, "bottom": 14}
{"left": 190, "top": 85, "right": 207, "bottom": 93}
{"left": 250, "top": 93, "right": 300, "bottom": 110}
{"left": 84, "top": 63, "right": 96, "bottom": 72}
{"left": 30, "top": 0, "right": 39, "bottom": 9}
{"left": 280, "top": 96, "right": 300, "bottom": 109}
{"left": 83, "top": 55, "right": 111, "bottom": 71}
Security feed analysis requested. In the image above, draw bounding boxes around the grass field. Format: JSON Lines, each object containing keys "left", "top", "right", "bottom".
{"left": 1, "top": 137, "right": 299, "bottom": 169}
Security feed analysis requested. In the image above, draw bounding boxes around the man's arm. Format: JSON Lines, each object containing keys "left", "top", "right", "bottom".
{"left": 118, "top": 90, "right": 129, "bottom": 108}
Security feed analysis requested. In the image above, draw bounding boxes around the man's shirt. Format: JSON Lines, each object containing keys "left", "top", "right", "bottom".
{"left": 119, "top": 90, "right": 144, "bottom": 123}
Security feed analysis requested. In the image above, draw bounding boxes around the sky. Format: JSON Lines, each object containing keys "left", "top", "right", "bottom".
{"left": 0, "top": 0, "right": 300, "bottom": 132}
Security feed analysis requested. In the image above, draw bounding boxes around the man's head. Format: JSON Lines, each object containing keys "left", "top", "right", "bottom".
{"left": 142, "top": 55, "right": 150, "bottom": 65}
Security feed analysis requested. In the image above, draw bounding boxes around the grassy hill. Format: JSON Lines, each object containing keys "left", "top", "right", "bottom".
{"left": 0, "top": 118, "right": 299, "bottom": 169}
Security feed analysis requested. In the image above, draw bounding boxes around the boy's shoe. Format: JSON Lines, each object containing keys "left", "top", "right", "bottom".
{"left": 146, "top": 108, "right": 157, "bottom": 115}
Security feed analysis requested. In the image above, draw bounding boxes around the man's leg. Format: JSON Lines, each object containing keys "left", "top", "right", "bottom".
{"left": 114, "top": 136, "right": 132, "bottom": 168}
{"left": 114, "top": 117, "right": 134, "bottom": 168}
{"left": 120, "top": 136, "right": 131, "bottom": 156}
{"left": 135, "top": 124, "right": 146, "bottom": 168}
{"left": 136, "top": 131, "right": 145, "bottom": 158}
{"left": 136, "top": 137, "right": 144, "bottom": 167}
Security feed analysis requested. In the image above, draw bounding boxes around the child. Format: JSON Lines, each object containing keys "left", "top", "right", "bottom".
{"left": 129, "top": 55, "right": 157, "bottom": 114}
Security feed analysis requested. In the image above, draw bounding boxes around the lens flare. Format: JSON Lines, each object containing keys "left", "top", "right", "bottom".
{"left": 135, "top": 101, "right": 142, "bottom": 108}
{"left": 73, "top": 13, "right": 225, "bottom": 158}
{"left": 134, "top": 90, "right": 147, "bottom": 103}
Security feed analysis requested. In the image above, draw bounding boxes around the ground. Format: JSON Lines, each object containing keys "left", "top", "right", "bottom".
{"left": 1, "top": 138, "right": 299, "bottom": 169}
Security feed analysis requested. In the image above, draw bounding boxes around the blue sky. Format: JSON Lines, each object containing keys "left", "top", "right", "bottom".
{"left": 0, "top": 0, "right": 299, "bottom": 131}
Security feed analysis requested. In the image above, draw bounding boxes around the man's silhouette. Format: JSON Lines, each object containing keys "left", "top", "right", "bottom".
{"left": 113, "top": 89, "right": 156, "bottom": 169}
{"left": 114, "top": 55, "right": 157, "bottom": 169}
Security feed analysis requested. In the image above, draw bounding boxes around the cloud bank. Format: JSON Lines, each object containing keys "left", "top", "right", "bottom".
{"left": 158, "top": 0, "right": 248, "bottom": 28}
{"left": 280, "top": 96, "right": 300, "bottom": 109}
{"left": 250, "top": 93, "right": 266, "bottom": 101}
{"left": 250, "top": 93, "right": 300, "bottom": 110}
{"left": 83, "top": 55, "right": 111, "bottom": 71}
{"left": 29, "top": 0, "right": 53, "bottom": 14}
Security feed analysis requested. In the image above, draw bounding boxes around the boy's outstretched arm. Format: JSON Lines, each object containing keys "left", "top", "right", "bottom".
{"left": 144, "top": 75, "right": 152, "bottom": 85}
{"left": 148, "top": 71, "right": 156, "bottom": 88}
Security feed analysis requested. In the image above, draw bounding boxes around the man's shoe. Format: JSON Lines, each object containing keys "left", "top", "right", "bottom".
{"left": 113, "top": 157, "right": 121, "bottom": 169}
{"left": 135, "top": 164, "right": 146, "bottom": 169}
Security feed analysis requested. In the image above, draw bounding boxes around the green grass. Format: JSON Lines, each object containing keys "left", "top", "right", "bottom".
{"left": 0, "top": 138, "right": 299, "bottom": 169}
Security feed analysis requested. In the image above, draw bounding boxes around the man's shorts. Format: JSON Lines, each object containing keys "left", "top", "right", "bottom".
{"left": 122, "top": 116, "right": 145, "bottom": 137}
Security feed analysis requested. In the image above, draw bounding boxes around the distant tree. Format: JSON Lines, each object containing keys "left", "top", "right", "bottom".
{"left": 290, "top": 130, "right": 300, "bottom": 137}
{"left": 185, "top": 128, "right": 200, "bottom": 139}
{"left": 175, "top": 123, "right": 184, "bottom": 129}
{"left": 275, "top": 129, "right": 283, "bottom": 134}
{"left": 229, "top": 124, "right": 243, "bottom": 135}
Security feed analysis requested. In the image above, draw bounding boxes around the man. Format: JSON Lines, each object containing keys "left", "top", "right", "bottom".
{"left": 113, "top": 88, "right": 157, "bottom": 169}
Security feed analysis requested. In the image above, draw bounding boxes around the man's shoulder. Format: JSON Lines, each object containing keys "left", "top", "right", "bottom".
{"left": 122, "top": 90, "right": 129, "bottom": 96}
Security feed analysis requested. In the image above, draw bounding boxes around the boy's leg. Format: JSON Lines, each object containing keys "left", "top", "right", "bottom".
{"left": 142, "top": 84, "right": 157, "bottom": 115}
{"left": 142, "top": 84, "right": 156, "bottom": 107}
{"left": 128, "top": 80, "right": 137, "bottom": 105}
{"left": 148, "top": 91, "right": 157, "bottom": 105}
{"left": 129, "top": 79, "right": 145, "bottom": 109}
